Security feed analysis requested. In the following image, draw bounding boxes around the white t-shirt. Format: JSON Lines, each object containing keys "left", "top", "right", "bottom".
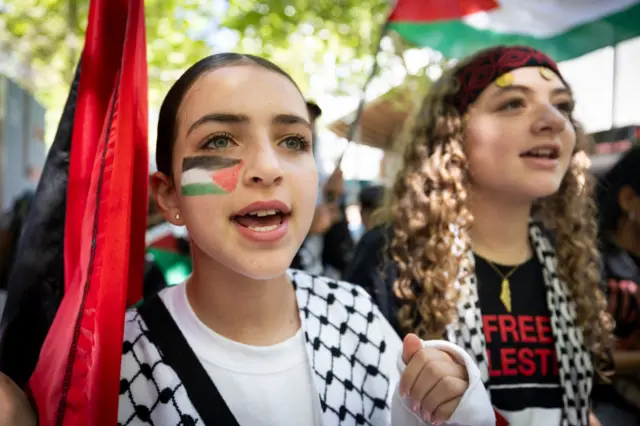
{"left": 119, "top": 271, "right": 496, "bottom": 426}
{"left": 159, "top": 284, "right": 323, "bottom": 426}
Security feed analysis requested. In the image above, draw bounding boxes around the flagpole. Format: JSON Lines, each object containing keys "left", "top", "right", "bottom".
{"left": 336, "top": 21, "right": 389, "bottom": 170}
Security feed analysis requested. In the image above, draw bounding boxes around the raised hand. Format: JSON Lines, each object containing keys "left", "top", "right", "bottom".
{"left": 399, "top": 334, "right": 470, "bottom": 424}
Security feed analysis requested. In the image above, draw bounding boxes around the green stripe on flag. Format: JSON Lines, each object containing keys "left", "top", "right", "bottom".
{"left": 147, "top": 248, "right": 192, "bottom": 286}
{"left": 182, "top": 183, "right": 228, "bottom": 196}
{"left": 389, "top": 3, "right": 640, "bottom": 61}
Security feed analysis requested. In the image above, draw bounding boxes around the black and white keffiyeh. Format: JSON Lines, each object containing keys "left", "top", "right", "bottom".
{"left": 118, "top": 270, "right": 399, "bottom": 426}
{"left": 446, "top": 222, "right": 594, "bottom": 426}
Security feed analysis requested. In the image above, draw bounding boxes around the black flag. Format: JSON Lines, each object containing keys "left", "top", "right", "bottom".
{"left": 0, "top": 63, "right": 81, "bottom": 387}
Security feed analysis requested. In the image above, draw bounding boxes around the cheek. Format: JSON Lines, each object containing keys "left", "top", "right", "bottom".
{"left": 465, "top": 122, "right": 515, "bottom": 173}
{"left": 558, "top": 127, "right": 577, "bottom": 170}
{"left": 180, "top": 196, "right": 226, "bottom": 224}
{"left": 288, "top": 158, "right": 318, "bottom": 212}
{"left": 180, "top": 156, "right": 244, "bottom": 197}
{"left": 562, "top": 126, "right": 577, "bottom": 152}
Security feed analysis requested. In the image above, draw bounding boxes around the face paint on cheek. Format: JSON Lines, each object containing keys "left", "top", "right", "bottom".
{"left": 181, "top": 155, "right": 244, "bottom": 196}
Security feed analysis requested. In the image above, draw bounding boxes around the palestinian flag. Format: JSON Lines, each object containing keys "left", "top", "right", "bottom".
{"left": 181, "top": 156, "right": 243, "bottom": 196}
{"left": 388, "top": 0, "right": 640, "bottom": 61}
{"left": 0, "top": 0, "right": 148, "bottom": 423}
{"left": 0, "top": 69, "right": 81, "bottom": 391}
{"left": 146, "top": 222, "right": 192, "bottom": 286}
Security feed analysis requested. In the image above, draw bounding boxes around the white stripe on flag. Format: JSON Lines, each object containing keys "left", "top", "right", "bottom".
{"left": 181, "top": 168, "right": 211, "bottom": 186}
{"left": 464, "top": 0, "right": 640, "bottom": 38}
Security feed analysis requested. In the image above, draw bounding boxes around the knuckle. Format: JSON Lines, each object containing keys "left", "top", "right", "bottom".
{"left": 440, "top": 375, "right": 462, "bottom": 392}
{"left": 417, "top": 349, "right": 431, "bottom": 363}
{"left": 424, "top": 360, "right": 446, "bottom": 378}
{"left": 434, "top": 404, "right": 455, "bottom": 422}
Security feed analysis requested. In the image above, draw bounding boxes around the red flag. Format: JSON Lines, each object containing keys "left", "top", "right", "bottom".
{"left": 28, "top": 0, "right": 147, "bottom": 423}
{"left": 388, "top": 0, "right": 498, "bottom": 23}
{"left": 495, "top": 408, "right": 510, "bottom": 426}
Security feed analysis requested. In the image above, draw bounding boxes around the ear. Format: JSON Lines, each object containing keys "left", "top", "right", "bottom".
{"left": 618, "top": 185, "right": 637, "bottom": 215}
{"left": 151, "top": 171, "right": 184, "bottom": 226}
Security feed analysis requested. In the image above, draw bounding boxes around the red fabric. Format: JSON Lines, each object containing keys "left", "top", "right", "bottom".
{"left": 148, "top": 235, "right": 179, "bottom": 252}
{"left": 28, "top": 0, "right": 147, "bottom": 424}
{"left": 495, "top": 407, "right": 510, "bottom": 426}
{"left": 389, "top": 0, "right": 499, "bottom": 23}
{"left": 454, "top": 46, "right": 564, "bottom": 113}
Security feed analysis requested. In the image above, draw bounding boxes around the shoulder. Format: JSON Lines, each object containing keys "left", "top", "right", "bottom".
{"left": 344, "top": 225, "right": 392, "bottom": 278}
{"left": 119, "top": 295, "right": 202, "bottom": 424}
{"left": 121, "top": 309, "right": 159, "bottom": 374}
{"left": 289, "top": 268, "right": 376, "bottom": 312}
{"left": 289, "top": 269, "right": 402, "bottom": 418}
{"left": 121, "top": 286, "right": 177, "bottom": 376}
{"left": 289, "top": 269, "right": 400, "bottom": 344}
{"left": 358, "top": 224, "right": 391, "bottom": 251}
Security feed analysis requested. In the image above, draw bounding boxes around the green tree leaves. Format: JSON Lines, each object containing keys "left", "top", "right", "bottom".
{"left": 1, "top": 0, "right": 213, "bottom": 142}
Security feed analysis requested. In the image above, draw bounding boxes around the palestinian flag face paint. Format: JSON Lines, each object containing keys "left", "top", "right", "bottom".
{"left": 181, "top": 156, "right": 243, "bottom": 196}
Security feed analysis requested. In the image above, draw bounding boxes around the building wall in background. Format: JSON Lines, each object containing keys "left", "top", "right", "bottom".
{"left": 0, "top": 76, "right": 46, "bottom": 212}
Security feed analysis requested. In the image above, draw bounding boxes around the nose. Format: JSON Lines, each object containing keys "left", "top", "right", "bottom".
{"left": 243, "top": 140, "right": 284, "bottom": 187}
{"left": 531, "top": 103, "right": 567, "bottom": 135}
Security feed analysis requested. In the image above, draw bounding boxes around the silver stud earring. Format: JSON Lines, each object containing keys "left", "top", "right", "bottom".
{"left": 175, "top": 212, "right": 181, "bottom": 220}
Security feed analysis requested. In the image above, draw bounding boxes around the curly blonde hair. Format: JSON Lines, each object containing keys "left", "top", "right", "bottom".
{"left": 384, "top": 54, "right": 613, "bottom": 371}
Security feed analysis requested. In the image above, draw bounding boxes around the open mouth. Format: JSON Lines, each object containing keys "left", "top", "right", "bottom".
{"left": 519, "top": 146, "right": 560, "bottom": 160}
{"left": 231, "top": 209, "right": 291, "bottom": 233}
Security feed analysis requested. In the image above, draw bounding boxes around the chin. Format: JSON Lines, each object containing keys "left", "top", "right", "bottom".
{"left": 525, "top": 180, "right": 564, "bottom": 201}
{"left": 221, "top": 243, "right": 298, "bottom": 281}
{"left": 190, "top": 229, "right": 300, "bottom": 281}
{"left": 231, "top": 258, "right": 293, "bottom": 281}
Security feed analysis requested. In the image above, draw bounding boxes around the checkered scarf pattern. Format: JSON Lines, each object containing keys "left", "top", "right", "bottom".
{"left": 446, "top": 222, "right": 594, "bottom": 426}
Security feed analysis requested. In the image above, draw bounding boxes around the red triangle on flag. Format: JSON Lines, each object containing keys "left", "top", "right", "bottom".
{"left": 495, "top": 408, "right": 510, "bottom": 426}
{"left": 389, "top": 0, "right": 499, "bottom": 23}
{"left": 211, "top": 162, "right": 243, "bottom": 193}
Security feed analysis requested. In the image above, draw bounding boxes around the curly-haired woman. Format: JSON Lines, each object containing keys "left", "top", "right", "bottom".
{"left": 345, "top": 45, "right": 612, "bottom": 426}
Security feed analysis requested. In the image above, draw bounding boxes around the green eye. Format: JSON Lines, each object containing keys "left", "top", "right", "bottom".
{"left": 201, "top": 133, "right": 234, "bottom": 150}
{"left": 279, "top": 135, "right": 310, "bottom": 152}
{"left": 284, "top": 137, "right": 301, "bottom": 150}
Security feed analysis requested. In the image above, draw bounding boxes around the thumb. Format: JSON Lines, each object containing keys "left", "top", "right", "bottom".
{"left": 402, "top": 333, "right": 422, "bottom": 365}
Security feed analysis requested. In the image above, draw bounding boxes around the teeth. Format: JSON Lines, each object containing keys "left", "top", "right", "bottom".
{"left": 527, "top": 148, "right": 555, "bottom": 157}
{"left": 248, "top": 225, "right": 279, "bottom": 232}
{"left": 248, "top": 209, "right": 278, "bottom": 217}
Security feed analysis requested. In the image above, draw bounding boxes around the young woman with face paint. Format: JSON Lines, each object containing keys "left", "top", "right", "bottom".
{"left": 117, "top": 53, "right": 497, "bottom": 426}
{"left": 0, "top": 54, "right": 498, "bottom": 426}
{"left": 345, "top": 46, "right": 612, "bottom": 426}
{"left": 119, "top": 52, "right": 503, "bottom": 426}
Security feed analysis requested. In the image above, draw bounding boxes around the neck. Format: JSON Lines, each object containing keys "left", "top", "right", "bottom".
{"left": 469, "top": 191, "right": 533, "bottom": 265}
{"left": 186, "top": 246, "right": 300, "bottom": 346}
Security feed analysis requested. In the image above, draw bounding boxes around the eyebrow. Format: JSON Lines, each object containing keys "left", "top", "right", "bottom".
{"left": 186, "top": 113, "right": 311, "bottom": 136}
{"left": 493, "top": 84, "right": 573, "bottom": 98}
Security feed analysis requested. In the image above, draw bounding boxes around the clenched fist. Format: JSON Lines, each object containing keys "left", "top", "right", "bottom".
{"left": 399, "top": 334, "right": 469, "bottom": 424}
{"left": 0, "top": 372, "right": 36, "bottom": 426}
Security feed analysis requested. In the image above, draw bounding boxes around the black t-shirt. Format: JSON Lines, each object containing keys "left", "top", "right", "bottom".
{"left": 474, "top": 254, "right": 563, "bottom": 415}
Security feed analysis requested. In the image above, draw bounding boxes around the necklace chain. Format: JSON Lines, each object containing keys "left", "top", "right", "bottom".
{"left": 485, "top": 261, "right": 521, "bottom": 313}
